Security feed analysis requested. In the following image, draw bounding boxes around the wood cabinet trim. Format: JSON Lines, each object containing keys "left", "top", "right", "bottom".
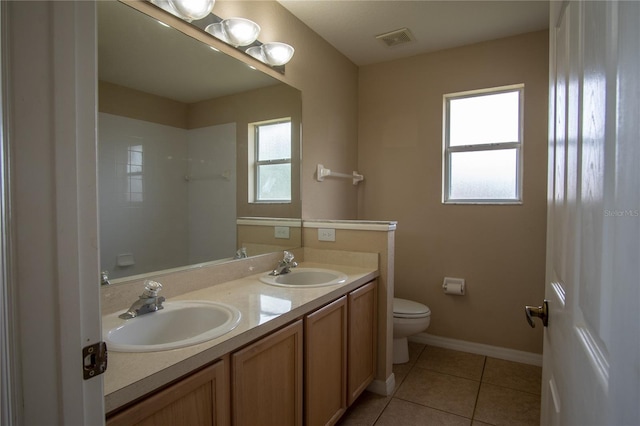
{"left": 347, "top": 279, "right": 378, "bottom": 405}
{"left": 304, "top": 295, "right": 348, "bottom": 426}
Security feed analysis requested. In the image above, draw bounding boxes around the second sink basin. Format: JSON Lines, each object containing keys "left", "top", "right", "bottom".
{"left": 104, "top": 300, "right": 241, "bottom": 352}
{"left": 259, "top": 268, "right": 348, "bottom": 288}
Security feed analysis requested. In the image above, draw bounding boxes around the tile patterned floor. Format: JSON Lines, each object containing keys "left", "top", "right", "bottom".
{"left": 338, "top": 342, "right": 542, "bottom": 426}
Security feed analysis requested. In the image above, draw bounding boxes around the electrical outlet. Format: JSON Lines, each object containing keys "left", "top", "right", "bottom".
{"left": 274, "top": 226, "right": 290, "bottom": 239}
{"left": 318, "top": 228, "right": 336, "bottom": 242}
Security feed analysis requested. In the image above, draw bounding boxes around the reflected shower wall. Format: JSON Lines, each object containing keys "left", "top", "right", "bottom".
{"left": 186, "top": 123, "right": 237, "bottom": 264}
{"left": 98, "top": 113, "right": 236, "bottom": 278}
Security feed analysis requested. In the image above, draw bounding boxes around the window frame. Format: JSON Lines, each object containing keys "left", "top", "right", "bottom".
{"left": 442, "top": 84, "right": 524, "bottom": 205}
{"left": 249, "top": 118, "right": 292, "bottom": 204}
{"left": 126, "top": 144, "right": 144, "bottom": 203}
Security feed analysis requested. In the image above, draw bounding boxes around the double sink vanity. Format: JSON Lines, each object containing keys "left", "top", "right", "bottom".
{"left": 103, "top": 258, "right": 380, "bottom": 426}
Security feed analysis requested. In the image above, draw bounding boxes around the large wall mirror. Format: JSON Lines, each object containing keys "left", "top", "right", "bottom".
{"left": 98, "top": 1, "right": 302, "bottom": 280}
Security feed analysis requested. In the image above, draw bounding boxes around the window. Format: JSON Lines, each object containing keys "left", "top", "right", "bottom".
{"left": 126, "top": 144, "right": 144, "bottom": 203}
{"left": 250, "top": 119, "right": 292, "bottom": 202}
{"left": 443, "top": 85, "right": 523, "bottom": 204}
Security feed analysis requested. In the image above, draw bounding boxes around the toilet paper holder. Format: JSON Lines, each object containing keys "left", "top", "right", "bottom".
{"left": 443, "top": 277, "right": 465, "bottom": 295}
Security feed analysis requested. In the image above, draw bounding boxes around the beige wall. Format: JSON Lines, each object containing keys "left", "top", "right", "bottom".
{"left": 237, "top": 224, "right": 302, "bottom": 257}
{"left": 358, "top": 31, "right": 549, "bottom": 353}
{"left": 99, "top": 80, "right": 188, "bottom": 129}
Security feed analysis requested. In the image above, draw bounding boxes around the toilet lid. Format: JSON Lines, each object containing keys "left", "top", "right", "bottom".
{"left": 393, "top": 298, "right": 431, "bottom": 319}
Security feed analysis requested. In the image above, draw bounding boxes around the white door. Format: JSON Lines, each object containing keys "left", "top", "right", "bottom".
{"left": 4, "top": 1, "right": 104, "bottom": 424}
{"left": 539, "top": 1, "right": 640, "bottom": 425}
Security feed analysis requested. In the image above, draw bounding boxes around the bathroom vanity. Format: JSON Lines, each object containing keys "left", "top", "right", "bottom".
{"left": 104, "top": 262, "right": 378, "bottom": 425}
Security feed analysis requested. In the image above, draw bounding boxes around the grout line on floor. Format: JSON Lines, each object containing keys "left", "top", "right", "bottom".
{"left": 407, "top": 362, "right": 484, "bottom": 384}
{"left": 391, "top": 397, "right": 476, "bottom": 423}
{"left": 370, "top": 396, "right": 393, "bottom": 425}
{"left": 470, "top": 356, "right": 488, "bottom": 422}
{"left": 391, "top": 344, "right": 427, "bottom": 396}
{"left": 391, "top": 391, "right": 478, "bottom": 422}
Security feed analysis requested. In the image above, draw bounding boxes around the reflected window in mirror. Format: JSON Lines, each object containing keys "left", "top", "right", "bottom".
{"left": 250, "top": 119, "right": 292, "bottom": 203}
{"left": 126, "top": 144, "right": 144, "bottom": 203}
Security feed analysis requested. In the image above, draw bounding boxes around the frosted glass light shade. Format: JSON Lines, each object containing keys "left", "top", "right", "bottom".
{"left": 204, "top": 22, "right": 228, "bottom": 43}
{"left": 261, "top": 42, "right": 295, "bottom": 66}
{"left": 151, "top": 0, "right": 214, "bottom": 22}
{"left": 150, "top": 0, "right": 187, "bottom": 21}
{"left": 246, "top": 46, "right": 266, "bottom": 62}
{"left": 168, "top": 0, "right": 214, "bottom": 20}
{"left": 222, "top": 18, "right": 261, "bottom": 47}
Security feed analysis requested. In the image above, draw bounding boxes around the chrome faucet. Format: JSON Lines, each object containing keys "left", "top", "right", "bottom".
{"left": 234, "top": 247, "right": 248, "bottom": 259}
{"left": 118, "top": 280, "right": 166, "bottom": 319}
{"left": 270, "top": 251, "right": 298, "bottom": 276}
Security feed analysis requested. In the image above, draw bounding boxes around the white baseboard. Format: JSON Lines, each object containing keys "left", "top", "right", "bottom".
{"left": 367, "top": 373, "right": 396, "bottom": 396}
{"left": 410, "top": 333, "right": 543, "bottom": 367}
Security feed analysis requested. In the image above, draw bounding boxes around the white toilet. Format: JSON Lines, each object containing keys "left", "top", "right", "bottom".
{"left": 393, "top": 297, "right": 431, "bottom": 364}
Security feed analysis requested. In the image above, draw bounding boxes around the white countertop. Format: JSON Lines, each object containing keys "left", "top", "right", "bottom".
{"left": 104, "top": 262, "right": 378, "bottom": 413}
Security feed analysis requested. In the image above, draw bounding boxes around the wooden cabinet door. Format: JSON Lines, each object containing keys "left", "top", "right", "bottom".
{"left": 305, "top": 296, "right": 348, "bottom": 426}
{"left": 106, "top": 358, "right": 229, "bottom": 426}
{"left": 347, "top": 280, "right": 377, "bottom": 405}
{"left": 232, "top": 319, "right": 303, "bottom": 426}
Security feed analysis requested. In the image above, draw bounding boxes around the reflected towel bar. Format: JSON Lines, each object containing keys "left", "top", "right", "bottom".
{"left": 316, "top": 164, "right": 364, "bottom": 185}
{"left": 184, "top": 170, "right": 232, "bottom": 181}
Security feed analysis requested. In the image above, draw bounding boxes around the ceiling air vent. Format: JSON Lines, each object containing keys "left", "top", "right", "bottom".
{"left": 375, "top": 28, "right": 415, "bottom": 47}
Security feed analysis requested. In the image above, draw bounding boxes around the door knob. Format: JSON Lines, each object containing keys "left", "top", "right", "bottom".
{"left": 525, "top": 300, "right": 549, "bottom": 328}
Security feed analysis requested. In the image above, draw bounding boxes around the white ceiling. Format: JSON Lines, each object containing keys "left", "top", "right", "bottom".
{"left": 278, "top": 0, "right": 550, "bottom": 66}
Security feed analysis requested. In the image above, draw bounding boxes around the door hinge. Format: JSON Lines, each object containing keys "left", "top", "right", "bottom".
{"left": 83, "top": 341, "right": 108, "bottom": 380}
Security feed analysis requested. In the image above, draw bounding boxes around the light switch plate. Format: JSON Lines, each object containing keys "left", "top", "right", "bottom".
{"left": 318, "top": 228, "right": 336, "bottom": 242}
{"left": 275, "top": 226, "right": 290, "bottom": 239}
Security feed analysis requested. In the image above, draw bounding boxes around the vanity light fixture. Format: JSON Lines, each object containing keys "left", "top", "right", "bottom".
{"left": 147, "top": 0, "right": 293, "bottom": 71}
{"left": 221, "top": 17, "right": 261, "bottom": 47}
{"left": 150, "top": 0, "right": 215, "bottom": 22}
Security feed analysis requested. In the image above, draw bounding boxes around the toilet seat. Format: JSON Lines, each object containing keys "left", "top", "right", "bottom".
{"left": 393, "top": 298, "right": 431, "bottom": 319}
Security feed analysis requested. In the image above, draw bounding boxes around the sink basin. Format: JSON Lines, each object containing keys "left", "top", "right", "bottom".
{"left": 259, "top": 268, "right": 348, "bottom": 288}
{"left": 104, "top": 300, "right": 241, "bottom": 352}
